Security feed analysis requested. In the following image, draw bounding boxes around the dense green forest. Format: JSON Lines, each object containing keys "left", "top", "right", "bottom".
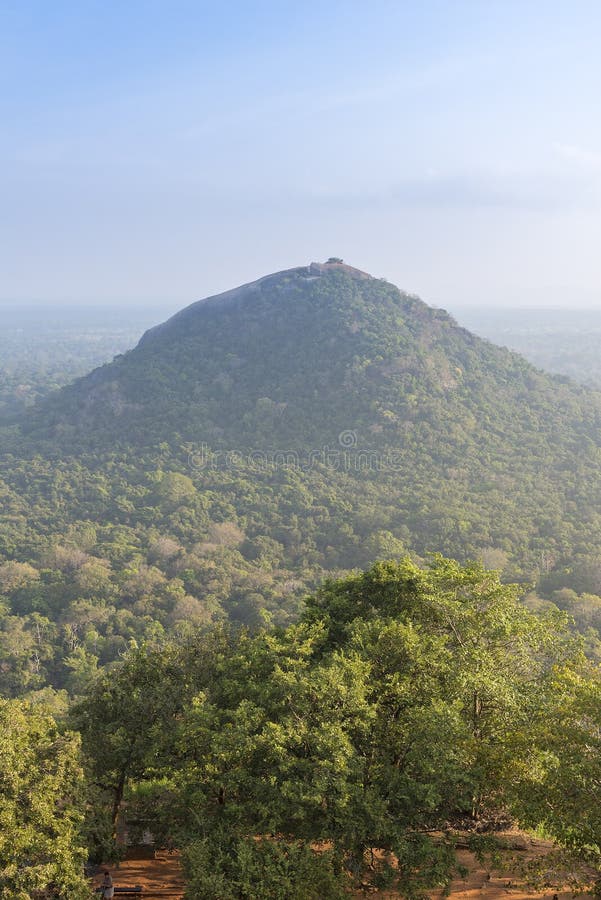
{"left": 3, "top": 560, "right": 601, "bottom": 898}
{"left": 3, "top": 437, "right": 601, "bottom": 702}
{"left": 3, "top": 266, "right": 601, "bottom": 896}
{"left": 3, "top": 266, "right": 601, "bottom": 699}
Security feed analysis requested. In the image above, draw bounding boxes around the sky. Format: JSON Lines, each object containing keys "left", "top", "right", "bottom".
{"left": 2, "top": 0, "right": 601, "bottom": 309}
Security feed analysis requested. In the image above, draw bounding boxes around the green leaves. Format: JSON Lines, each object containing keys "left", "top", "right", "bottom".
{"left": 181, "top": 836, "right": 348, "bottom": 900}
{"left": 56, "top": 557, "right": 601, "bottom": 894}
{"left": 163, "top": 558, "right": 580, "bottom": 893}
{"left": 0, "top": 699, "right": 89, "bottom": 899}
{"left": 511, "top": 662, "right": 601, "bottom": 858}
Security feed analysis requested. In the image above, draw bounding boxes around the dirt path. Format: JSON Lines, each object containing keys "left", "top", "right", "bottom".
{"left": 370, "top": 833, "right": 588, "bottom": 899}
{"left": 93, "top": 834, "right": 590, "bottom": 899}
{"left": 93, "top": 850, "right": 185, "bottom": 898}
{"left": 431, "top": 837, "right": 575, "bottom": 900}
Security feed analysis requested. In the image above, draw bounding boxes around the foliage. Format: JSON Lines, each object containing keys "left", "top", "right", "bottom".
{"left": 510, "top": 662, "right": 601, "bottom": 865}
{"left": 72, "top": 645, "right": 194, "bottom": 838}
{"left": 2, "top": 269, "right": 601, "bottom": 695}
{"left": 0, "top": 699, "right": 89, "bottom": 899}
{"left": 79, "top": 558, "right": 593, "bottom": 896}
{"left": 181, "top": 837, "right": 347, "bottom": 900}
{"left": 70, "top": 627, "right": 232, "bottom": 857}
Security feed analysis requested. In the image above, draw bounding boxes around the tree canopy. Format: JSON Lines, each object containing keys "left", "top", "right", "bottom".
{"left": 72, "top": 559, "right": 601, "bottom": 898}
{"left": 0, "top": 699, "right": 89, "bottom": 899}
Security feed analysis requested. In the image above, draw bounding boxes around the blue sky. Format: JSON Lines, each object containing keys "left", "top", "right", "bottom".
{"left": 2, "top": 1, "right": 601, "bottom": 308}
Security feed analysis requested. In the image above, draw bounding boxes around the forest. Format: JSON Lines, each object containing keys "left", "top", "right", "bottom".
{"left": 3, "top": 270, "right": 601, "bottom": 701}
{"left": 2, "top": 268, "right": 601, "bottom": 897}
{"left": 3, "top": 558, "right": 601, "bottom": 898}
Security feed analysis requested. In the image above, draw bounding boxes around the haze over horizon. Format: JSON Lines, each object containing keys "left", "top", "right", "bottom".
{"left": 3, "top": 1, "right": 601, "bottom": 309}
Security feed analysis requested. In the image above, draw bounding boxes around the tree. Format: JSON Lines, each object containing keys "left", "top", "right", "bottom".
{"left": 511, "top": 661, "right": 601, "bottom": 875}
{"left": 71, "top": 646, "right": 184, "bottom": 842}
{"left": 72, "top": 558, "right": 596, "bottom": 896}
{"left": 70, "top": 627, "right": 232, "bottom": 853}
{"left": 170, "top": 558, "right": 577, "bottom": 896}
{"left": 305, "top": 557, "right": 573, "bottom": 818}
{"left": 154, "top": 472, "right": 197, "bottom": 509}
{"left": 0, "top": 699, "right": 89, "bottom": 899}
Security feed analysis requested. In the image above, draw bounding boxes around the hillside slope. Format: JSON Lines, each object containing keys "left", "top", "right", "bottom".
{"left": 2, "top": 262, "right": 601, "bottom": 696}
{"left": 15, "top": 261, "right": 601, "bottom": 571}
{"left": 26, "top": 261, "right": 601, "bottom": 455}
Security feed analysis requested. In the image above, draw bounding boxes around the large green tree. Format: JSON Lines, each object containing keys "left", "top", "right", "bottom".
{"left": 76, "top": 558, "right": 599, "bottom": 897}
{"left": 71, "top": 645, "right": 187, "bottom": 841}
{"left": 304, "top": 557, "right": 574, "bottom": 817}
{"left": 511, "top": 662, "right": 601, "bottom": 867}
{"left": 166, "top": 559, "right": 576, "bottom": 896}
{"left": 0, "top": 700, "right": 89, "bottom": 899}
{"left": 70, "top": 627, "right": 232, "bottom": 852}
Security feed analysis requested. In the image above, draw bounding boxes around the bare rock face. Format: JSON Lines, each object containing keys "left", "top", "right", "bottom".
{"left": 307, "top": 260, "right": 372, "bottom": 279}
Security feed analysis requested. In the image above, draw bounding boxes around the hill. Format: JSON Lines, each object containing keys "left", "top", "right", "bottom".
{"left": 25, "top": 261, "right": 601, "bottom": 455}
{"left": 3, "top": 261, "right": 601, "bottom": 694}
{"left": 22, "top": 259, "right": 601, "bottom": 570}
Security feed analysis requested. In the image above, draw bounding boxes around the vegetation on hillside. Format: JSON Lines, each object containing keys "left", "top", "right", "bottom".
{"left": 3, "top": 275, "right": 601, "bottom": 895}
{"left": 3, "top": 270, "right": 601, "bottom": 695}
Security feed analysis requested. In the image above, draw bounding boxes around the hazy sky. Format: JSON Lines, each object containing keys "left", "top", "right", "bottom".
{"left": 2, "top": 1, "right": 601, "bottom": 309}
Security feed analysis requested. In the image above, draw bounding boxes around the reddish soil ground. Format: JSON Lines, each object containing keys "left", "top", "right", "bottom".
{"left": 430, "top": 835, "right": 583, "bottom": 900}
{"left": 93, "top": 833, "right": 591, "bottom": 899}
{"left": 93, "top": 849, "right": 185, "bottom": 898}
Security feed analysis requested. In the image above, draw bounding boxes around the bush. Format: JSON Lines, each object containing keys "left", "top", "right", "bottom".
{"left": 182, "top": 836, "right": 347, "bottom": 899}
